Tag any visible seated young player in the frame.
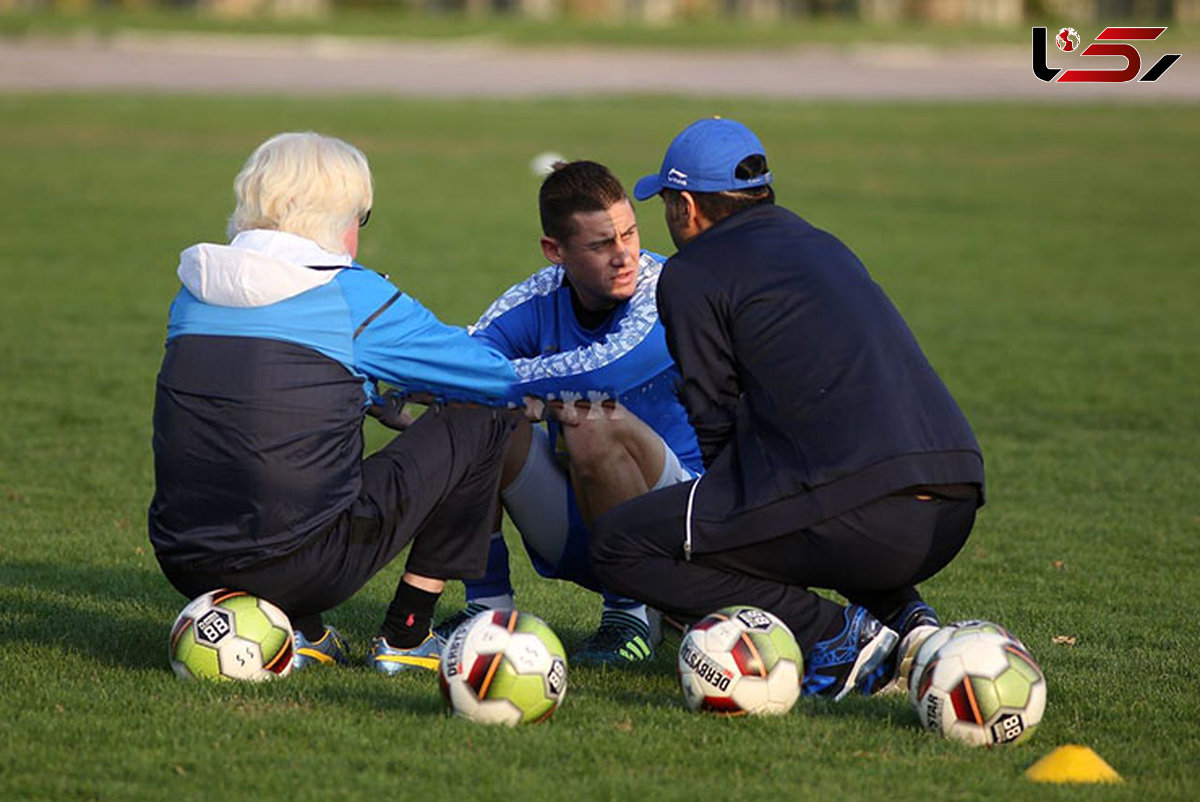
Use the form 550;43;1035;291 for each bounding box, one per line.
148;132;522;674
435;161;703;665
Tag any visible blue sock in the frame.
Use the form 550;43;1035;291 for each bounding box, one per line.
465;532;514;603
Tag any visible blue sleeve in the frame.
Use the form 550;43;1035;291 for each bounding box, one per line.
469;268;558;360
340;270;518;404
471;308;532;361
508;257;673;401
512;321;675;401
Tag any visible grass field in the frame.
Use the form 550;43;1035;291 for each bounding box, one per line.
1;95;1198;800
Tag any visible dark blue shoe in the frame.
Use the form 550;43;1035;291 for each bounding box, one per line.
888;600;940;636
883;601;941;695
572;609;658;666
432;602;491;641
802;606;898;700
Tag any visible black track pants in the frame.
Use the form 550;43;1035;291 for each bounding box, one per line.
159;406;516;625
592;483;978;651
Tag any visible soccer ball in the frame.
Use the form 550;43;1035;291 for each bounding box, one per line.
169;589;294;681
912;629;1046;747
529;151;565;177
439;610;567;726
906;619;1029;707
677;606;802;716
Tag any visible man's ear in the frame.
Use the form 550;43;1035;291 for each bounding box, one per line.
678;191;701;226
668;191;698;225
540;235;565;265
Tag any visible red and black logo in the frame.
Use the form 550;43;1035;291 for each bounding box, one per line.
1033;26;1181;83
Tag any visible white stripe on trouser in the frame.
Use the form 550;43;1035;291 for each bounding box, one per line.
683;475;702;562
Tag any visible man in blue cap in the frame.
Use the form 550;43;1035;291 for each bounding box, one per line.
590;118;985;699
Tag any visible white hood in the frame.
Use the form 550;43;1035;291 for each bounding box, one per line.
177;229;352;308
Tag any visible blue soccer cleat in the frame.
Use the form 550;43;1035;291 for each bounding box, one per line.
802;605;898;700
292;626;351;671
369;632;443;674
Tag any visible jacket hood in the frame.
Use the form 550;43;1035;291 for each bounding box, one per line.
177;229;352;308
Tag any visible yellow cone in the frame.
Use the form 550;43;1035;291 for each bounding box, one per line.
1025;745;1122;784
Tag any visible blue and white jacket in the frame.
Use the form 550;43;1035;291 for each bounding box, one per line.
470;251;702;474
148;229;518;570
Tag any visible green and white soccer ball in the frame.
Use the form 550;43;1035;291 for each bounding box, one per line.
912;626;1046;747
677;606;803;715
169;589;295;681
906;619;1028;708
439;610;567;726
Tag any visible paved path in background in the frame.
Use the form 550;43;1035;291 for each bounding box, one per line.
1;31;1197;100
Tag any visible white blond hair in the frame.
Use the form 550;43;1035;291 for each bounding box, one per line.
228;132;373;254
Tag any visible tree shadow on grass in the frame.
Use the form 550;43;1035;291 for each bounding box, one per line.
301;677;447;717
0;559;183;671
0;558;430;678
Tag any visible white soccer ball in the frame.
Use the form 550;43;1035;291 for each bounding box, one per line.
906;619;1029;707
439;610;567;726
678;606;802;716
912;629;1046;747
529;151;565;177
169;589;294;681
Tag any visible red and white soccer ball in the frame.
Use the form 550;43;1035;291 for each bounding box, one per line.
677;606;803;716
169;589;295;681
439;610;568;726
911;623;1046;747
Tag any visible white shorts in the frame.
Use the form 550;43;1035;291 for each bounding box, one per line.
501;424;696;575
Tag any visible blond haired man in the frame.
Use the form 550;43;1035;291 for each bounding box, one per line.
149;132;521;674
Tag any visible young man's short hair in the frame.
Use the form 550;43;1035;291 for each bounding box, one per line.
539;161;628;244
228;132;373;254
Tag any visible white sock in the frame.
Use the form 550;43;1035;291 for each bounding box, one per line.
602;603;648;627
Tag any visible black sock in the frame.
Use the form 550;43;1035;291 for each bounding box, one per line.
380;581;440;648
291;613;326;641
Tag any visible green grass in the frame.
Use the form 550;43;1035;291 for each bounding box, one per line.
4;7;1199;51
2;95;1199;800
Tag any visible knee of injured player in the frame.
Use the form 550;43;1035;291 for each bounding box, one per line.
560;407;638;470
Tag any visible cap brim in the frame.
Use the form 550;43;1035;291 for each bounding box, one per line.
633;173;665;201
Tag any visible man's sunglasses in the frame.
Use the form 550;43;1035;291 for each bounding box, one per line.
359;208;372;228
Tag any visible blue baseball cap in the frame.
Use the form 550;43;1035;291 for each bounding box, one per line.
633;118;771;201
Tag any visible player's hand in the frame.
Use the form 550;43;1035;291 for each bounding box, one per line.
525;397;582;426
523;396;619;426
522;396;548;423
367;390;416;431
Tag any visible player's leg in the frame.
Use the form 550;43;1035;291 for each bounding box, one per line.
363;405;520;673
557;401;666;523
830;486;979;690
659;488;975;695
197;405;517;672
591;483;898;699
567;418;695;664
493;420;665;664
439;416;533;634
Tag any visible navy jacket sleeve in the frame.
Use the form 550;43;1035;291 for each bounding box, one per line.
656;257;739;467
